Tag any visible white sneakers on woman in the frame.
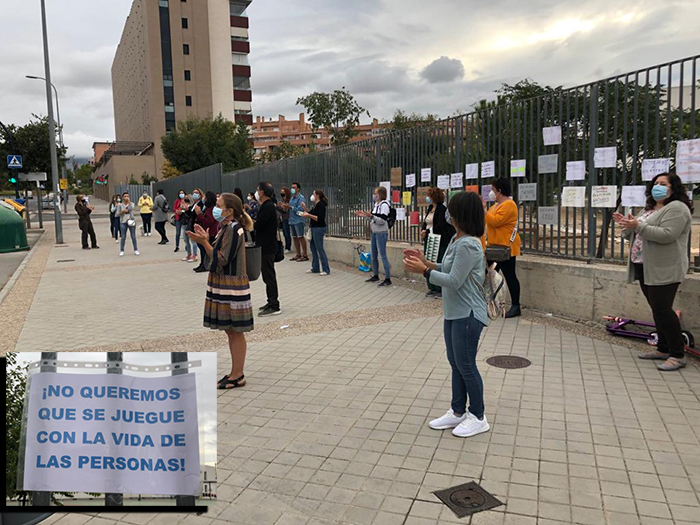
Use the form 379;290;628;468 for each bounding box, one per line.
429;409;490;438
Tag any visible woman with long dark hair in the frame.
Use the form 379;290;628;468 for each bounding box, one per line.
404;191;490;438
193;191;220;273
301;189;330;275
277;186;293;252
614;172;693;371
109;194;121;242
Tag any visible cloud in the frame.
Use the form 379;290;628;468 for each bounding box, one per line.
419;56;465;84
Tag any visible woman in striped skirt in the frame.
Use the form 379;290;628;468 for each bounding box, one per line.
187;192;254;389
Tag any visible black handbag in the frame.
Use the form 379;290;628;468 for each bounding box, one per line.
243;231;261;281
485;225;518;262
274;226;285;263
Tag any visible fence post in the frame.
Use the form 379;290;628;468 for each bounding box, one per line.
32;352;56;506
105;352;124;506
587;84;599;261
171;352;196;507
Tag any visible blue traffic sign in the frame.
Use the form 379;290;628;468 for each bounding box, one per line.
7;155;22;169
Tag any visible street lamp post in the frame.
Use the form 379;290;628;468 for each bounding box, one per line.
26;75;67;213
39;0;63;243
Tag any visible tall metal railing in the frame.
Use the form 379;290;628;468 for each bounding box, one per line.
155;54;699;268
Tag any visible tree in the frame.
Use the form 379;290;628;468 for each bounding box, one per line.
67;163;95;192
141;172;158;185
128;174;139;185
6;353;27;503
0;114;67;191
161;115;254;174
161;159;182;179
389;109;439;131
296;87;370;146
262;140;304;163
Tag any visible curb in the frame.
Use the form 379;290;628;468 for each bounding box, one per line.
0;230;46;306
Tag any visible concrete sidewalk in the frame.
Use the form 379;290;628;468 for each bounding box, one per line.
7;212;700;525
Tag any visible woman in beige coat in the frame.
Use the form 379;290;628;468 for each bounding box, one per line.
614;172;693;371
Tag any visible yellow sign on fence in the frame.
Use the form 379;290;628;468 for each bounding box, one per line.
59;179;68;190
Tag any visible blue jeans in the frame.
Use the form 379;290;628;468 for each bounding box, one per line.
371;232;390;280
310;227;330;273
120;223;138;251
184;229;198;257
290;222;305;238
175;220;186;249
281;218;292;250
110;216;121;239
444;313;486;419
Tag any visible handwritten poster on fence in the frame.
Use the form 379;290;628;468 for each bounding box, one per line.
542;126;562;146
641;158;670;181
465;163;479;180
510;159;526;178
402;191;412;205
450;172;463;188
405;173;416;188
465;185;479;194
481;161;495;179
566;161;586;181
482;185;494;202
518;183;537;202
417;186;430;207
561;186;586;208
396;208;406;221
380;181;391;197
621;186;647;207
420;168;432;182
392;190;400;204
591;186;618;208
390;167;403;187
676;138;700;183
538;154;558;174
538;206;559;225
22;372;200;495
437;175;450;190
594;147;617;168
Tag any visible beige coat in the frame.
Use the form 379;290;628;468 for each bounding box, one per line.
622;200;692;286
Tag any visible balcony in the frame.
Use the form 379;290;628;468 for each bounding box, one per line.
232;65;251;77
234;90;252;102
236;114;253;126
231;40;250;54
230;16;249;28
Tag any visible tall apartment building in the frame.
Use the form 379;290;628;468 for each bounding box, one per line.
110;0;253;181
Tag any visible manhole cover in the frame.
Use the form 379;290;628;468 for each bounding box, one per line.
56;259;75;263
486;355;531;369
434;481;503;518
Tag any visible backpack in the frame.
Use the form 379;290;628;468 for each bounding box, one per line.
377;201;396;229
470;262;507;319
161;197;170;213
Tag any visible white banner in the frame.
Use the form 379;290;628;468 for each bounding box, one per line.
23;372;200;495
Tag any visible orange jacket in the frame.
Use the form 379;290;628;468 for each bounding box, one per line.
485;199;521;256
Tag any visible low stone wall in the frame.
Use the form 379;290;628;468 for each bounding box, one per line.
323;236;700;337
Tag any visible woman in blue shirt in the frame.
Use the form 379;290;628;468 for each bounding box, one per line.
404;191;490;438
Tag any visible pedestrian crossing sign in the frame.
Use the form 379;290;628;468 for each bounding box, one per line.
7;155;22;169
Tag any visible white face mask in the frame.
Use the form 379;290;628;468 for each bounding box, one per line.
255;191;261;202
310;195;316;203
488;190;496;201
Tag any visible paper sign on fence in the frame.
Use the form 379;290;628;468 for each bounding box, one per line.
542;126;562;146
22;372;200;495
450;173;463;188
437;175;450;190
538;154;558;174
380;181;391;196
641;158;670;181
417;187;429;207
591;186;618;208
482;185;493;202
392;190;400;204
402;191;412;205
465;185;479;194
390;167;402;187
405;173;416;188
481;161;495;179
621;186;647;207
566;161;586;181
676;138;700;183
561;186;586;207
538;206;559;225
518;183;537;202
465;163;478;179
420;168;432;182
594;147;617;168
510;159;526;178
396;207;406;221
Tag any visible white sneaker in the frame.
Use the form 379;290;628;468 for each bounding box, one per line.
306;269;315;274
320;272;329;276
134;250;140;256
429;409;467;430
119;251;124;257
452;413;490;438
115;238;119;243
182;256;190;261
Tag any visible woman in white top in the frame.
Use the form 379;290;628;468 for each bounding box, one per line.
116;192;140;256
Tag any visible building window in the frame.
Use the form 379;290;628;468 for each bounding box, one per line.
184;70;191;81
165;105;175;113
158;0;168;6
230;3;248;16
231;53;248;65
233;76;250;90
183;44;190;55
181;18;188;29
186;96;192;107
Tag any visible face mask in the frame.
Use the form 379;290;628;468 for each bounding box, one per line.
373;194;379;202
651;184;668;201
281;193;286;199
310;195;316;203
247;196;253;202
291;188;296;195
143;194;147;198
179;193;185;199
212;206;227;223
488;190;496;201
255;191;261;202
193;192;200;200
117;199;121;203
426;197;432;205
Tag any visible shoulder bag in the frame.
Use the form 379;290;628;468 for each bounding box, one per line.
243;229;261;281
485;223;518;263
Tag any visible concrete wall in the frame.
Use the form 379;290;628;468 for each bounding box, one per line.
323;237;700;336
93;156;157;198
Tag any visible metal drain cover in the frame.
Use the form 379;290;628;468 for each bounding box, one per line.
56;259;75;263
486;355;531;369
434;481;503;518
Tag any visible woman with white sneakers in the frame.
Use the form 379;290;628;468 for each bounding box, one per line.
116;192;140;257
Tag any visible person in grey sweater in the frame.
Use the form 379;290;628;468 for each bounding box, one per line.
614;172;693;371
116;192;139;256
355;185;392;287
152;189;170;244
404;191;490;438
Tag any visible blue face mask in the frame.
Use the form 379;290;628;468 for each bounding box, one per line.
291;188;296;196
651;184;668;201
179;193;185;199
426;197;432;205
193;192;200;200
212;206;226;222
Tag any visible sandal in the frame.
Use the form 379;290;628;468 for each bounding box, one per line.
218;375;246;389
291;255;301;261
299;256;309;262
217;374;229;385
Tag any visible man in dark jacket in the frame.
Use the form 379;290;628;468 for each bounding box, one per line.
255;181;281;316
75;194;99;250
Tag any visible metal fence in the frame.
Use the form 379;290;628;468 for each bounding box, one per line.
156;54;700;268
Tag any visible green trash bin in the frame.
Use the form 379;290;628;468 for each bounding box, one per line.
0;205;29;253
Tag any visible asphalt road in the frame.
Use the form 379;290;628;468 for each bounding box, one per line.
0;230;43;294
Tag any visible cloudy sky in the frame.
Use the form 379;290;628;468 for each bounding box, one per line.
1;0;698;158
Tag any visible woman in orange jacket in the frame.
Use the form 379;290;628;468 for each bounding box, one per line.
485;178;522;318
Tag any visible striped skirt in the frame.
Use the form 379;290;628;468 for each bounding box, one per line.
203;272;254;332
